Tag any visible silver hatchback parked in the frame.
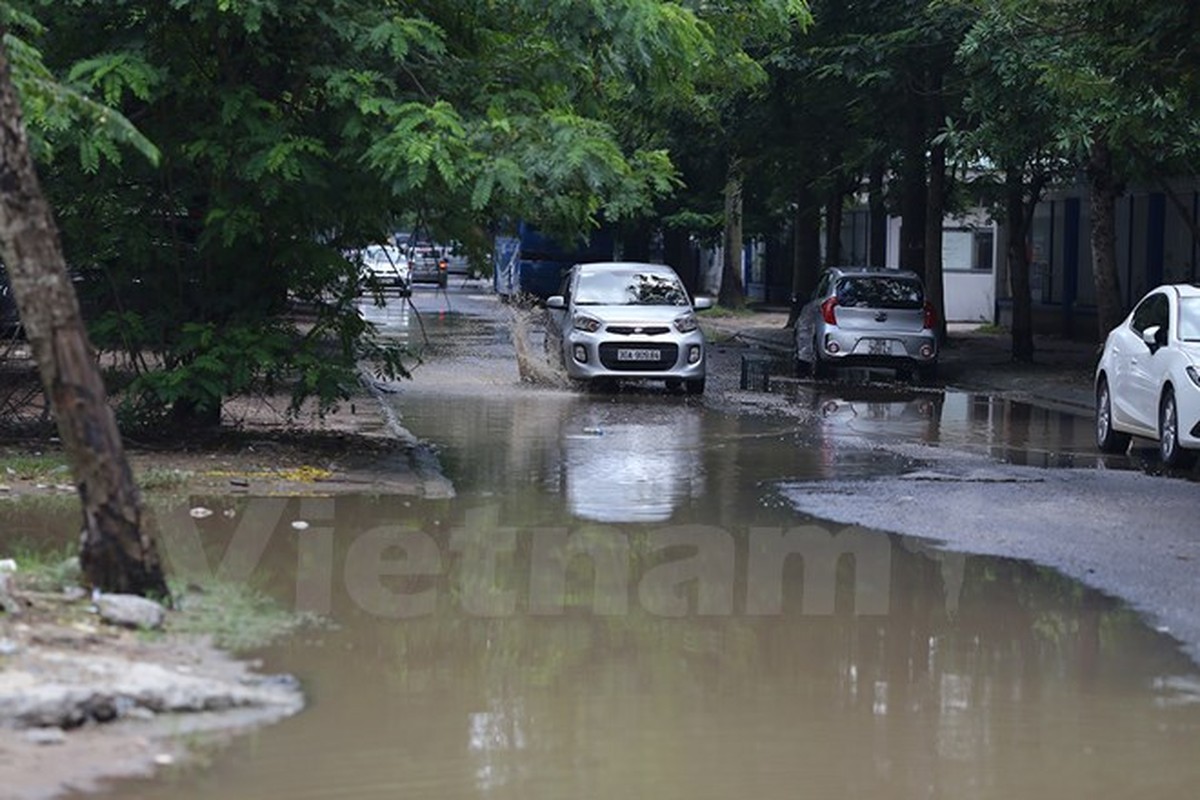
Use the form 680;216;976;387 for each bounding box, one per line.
793;267;938;381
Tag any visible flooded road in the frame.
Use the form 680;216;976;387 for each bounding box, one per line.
65;288;1200;798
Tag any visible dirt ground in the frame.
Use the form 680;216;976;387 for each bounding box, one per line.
0;606;304;800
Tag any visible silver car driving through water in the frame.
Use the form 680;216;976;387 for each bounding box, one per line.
545;262;713;394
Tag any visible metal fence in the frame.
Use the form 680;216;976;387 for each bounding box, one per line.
0;335;51;434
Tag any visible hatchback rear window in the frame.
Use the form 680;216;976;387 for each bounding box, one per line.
836;276;924;309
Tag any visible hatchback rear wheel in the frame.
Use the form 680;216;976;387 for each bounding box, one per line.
915;362;939;384
811;338;832;380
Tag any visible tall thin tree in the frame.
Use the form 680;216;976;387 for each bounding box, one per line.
0;33;168;597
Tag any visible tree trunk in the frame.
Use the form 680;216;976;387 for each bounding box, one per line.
0;37;169;598
621;220;653;263
1005;169;1035;363
663;227;697;294
1155;174;1200;250
718;154;746;308
787;180;822;327
1087;139;1124;340
899;83;928;272
924;133;948;343
825;190;844;268
868;161;888;268
924;73;948;343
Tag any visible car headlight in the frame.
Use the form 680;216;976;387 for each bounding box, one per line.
1187;365;1200;388
573;314;601;333
674;312;699;333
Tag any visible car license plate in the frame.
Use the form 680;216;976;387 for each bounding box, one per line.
617;348;660;362
866;338;891;355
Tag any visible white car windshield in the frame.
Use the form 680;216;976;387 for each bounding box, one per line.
1180;297;1200;341
574;270;690;306
364;245;403;264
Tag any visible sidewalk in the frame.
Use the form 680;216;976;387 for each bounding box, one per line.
701;308;1098;416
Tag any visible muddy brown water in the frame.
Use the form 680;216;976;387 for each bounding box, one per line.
19;299;1196;798
56;379;1200;800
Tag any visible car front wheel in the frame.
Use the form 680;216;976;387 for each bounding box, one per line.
1159;387;1196;468
1095;377;1131;454
685;378;705;395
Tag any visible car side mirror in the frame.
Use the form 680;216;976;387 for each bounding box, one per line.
1142;325;1166;351
693;297;714;311
546;295;566;310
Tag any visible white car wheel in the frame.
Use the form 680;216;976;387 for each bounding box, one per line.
1095;377;1131;454
1159;388;1196;468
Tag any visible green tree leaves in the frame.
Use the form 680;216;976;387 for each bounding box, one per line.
6;0;808;424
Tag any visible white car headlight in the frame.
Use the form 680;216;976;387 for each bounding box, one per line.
1186;365;1200;389
674;312;699;333
573;314;601;333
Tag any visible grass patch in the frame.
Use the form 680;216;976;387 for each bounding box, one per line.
4;541;80;592
974;323;1007;334
168;578;321;651
137;467;195;492
0;452;70;482
700;305;758;319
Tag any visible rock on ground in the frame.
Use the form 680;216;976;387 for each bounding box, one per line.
95;594;167;631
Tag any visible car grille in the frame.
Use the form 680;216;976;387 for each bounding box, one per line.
605;325;671;336
598;342;680;371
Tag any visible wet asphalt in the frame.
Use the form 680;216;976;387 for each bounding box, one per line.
387;283;1200;664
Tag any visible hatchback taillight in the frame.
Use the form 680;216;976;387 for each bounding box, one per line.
821;296;838;325
923;301;937;330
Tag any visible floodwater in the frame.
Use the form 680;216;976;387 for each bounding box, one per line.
57;294;1200;798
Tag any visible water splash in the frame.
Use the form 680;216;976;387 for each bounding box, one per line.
507;306;570;389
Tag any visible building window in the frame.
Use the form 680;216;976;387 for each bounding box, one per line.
942;227;996;272
973;231;994;272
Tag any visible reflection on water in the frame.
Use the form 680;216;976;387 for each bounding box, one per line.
64;373;1200;800
774;377;1105;468
39;310;1198;799
562;402;704;523
79;492;1200;800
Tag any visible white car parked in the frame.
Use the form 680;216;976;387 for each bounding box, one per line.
1095;283;1200;467
358;244;411;295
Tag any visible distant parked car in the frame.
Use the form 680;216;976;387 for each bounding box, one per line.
793;266;938;382
357;244;411;296
545;262;713;394
407;242;449;287
1095;283;1200;468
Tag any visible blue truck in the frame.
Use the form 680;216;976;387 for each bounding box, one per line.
493;222;616;302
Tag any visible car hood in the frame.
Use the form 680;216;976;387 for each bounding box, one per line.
573;304;694;323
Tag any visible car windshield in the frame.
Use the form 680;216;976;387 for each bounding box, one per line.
1180;297;1200;341
364;245;402;263
575;269;690;306
836;276;924;309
